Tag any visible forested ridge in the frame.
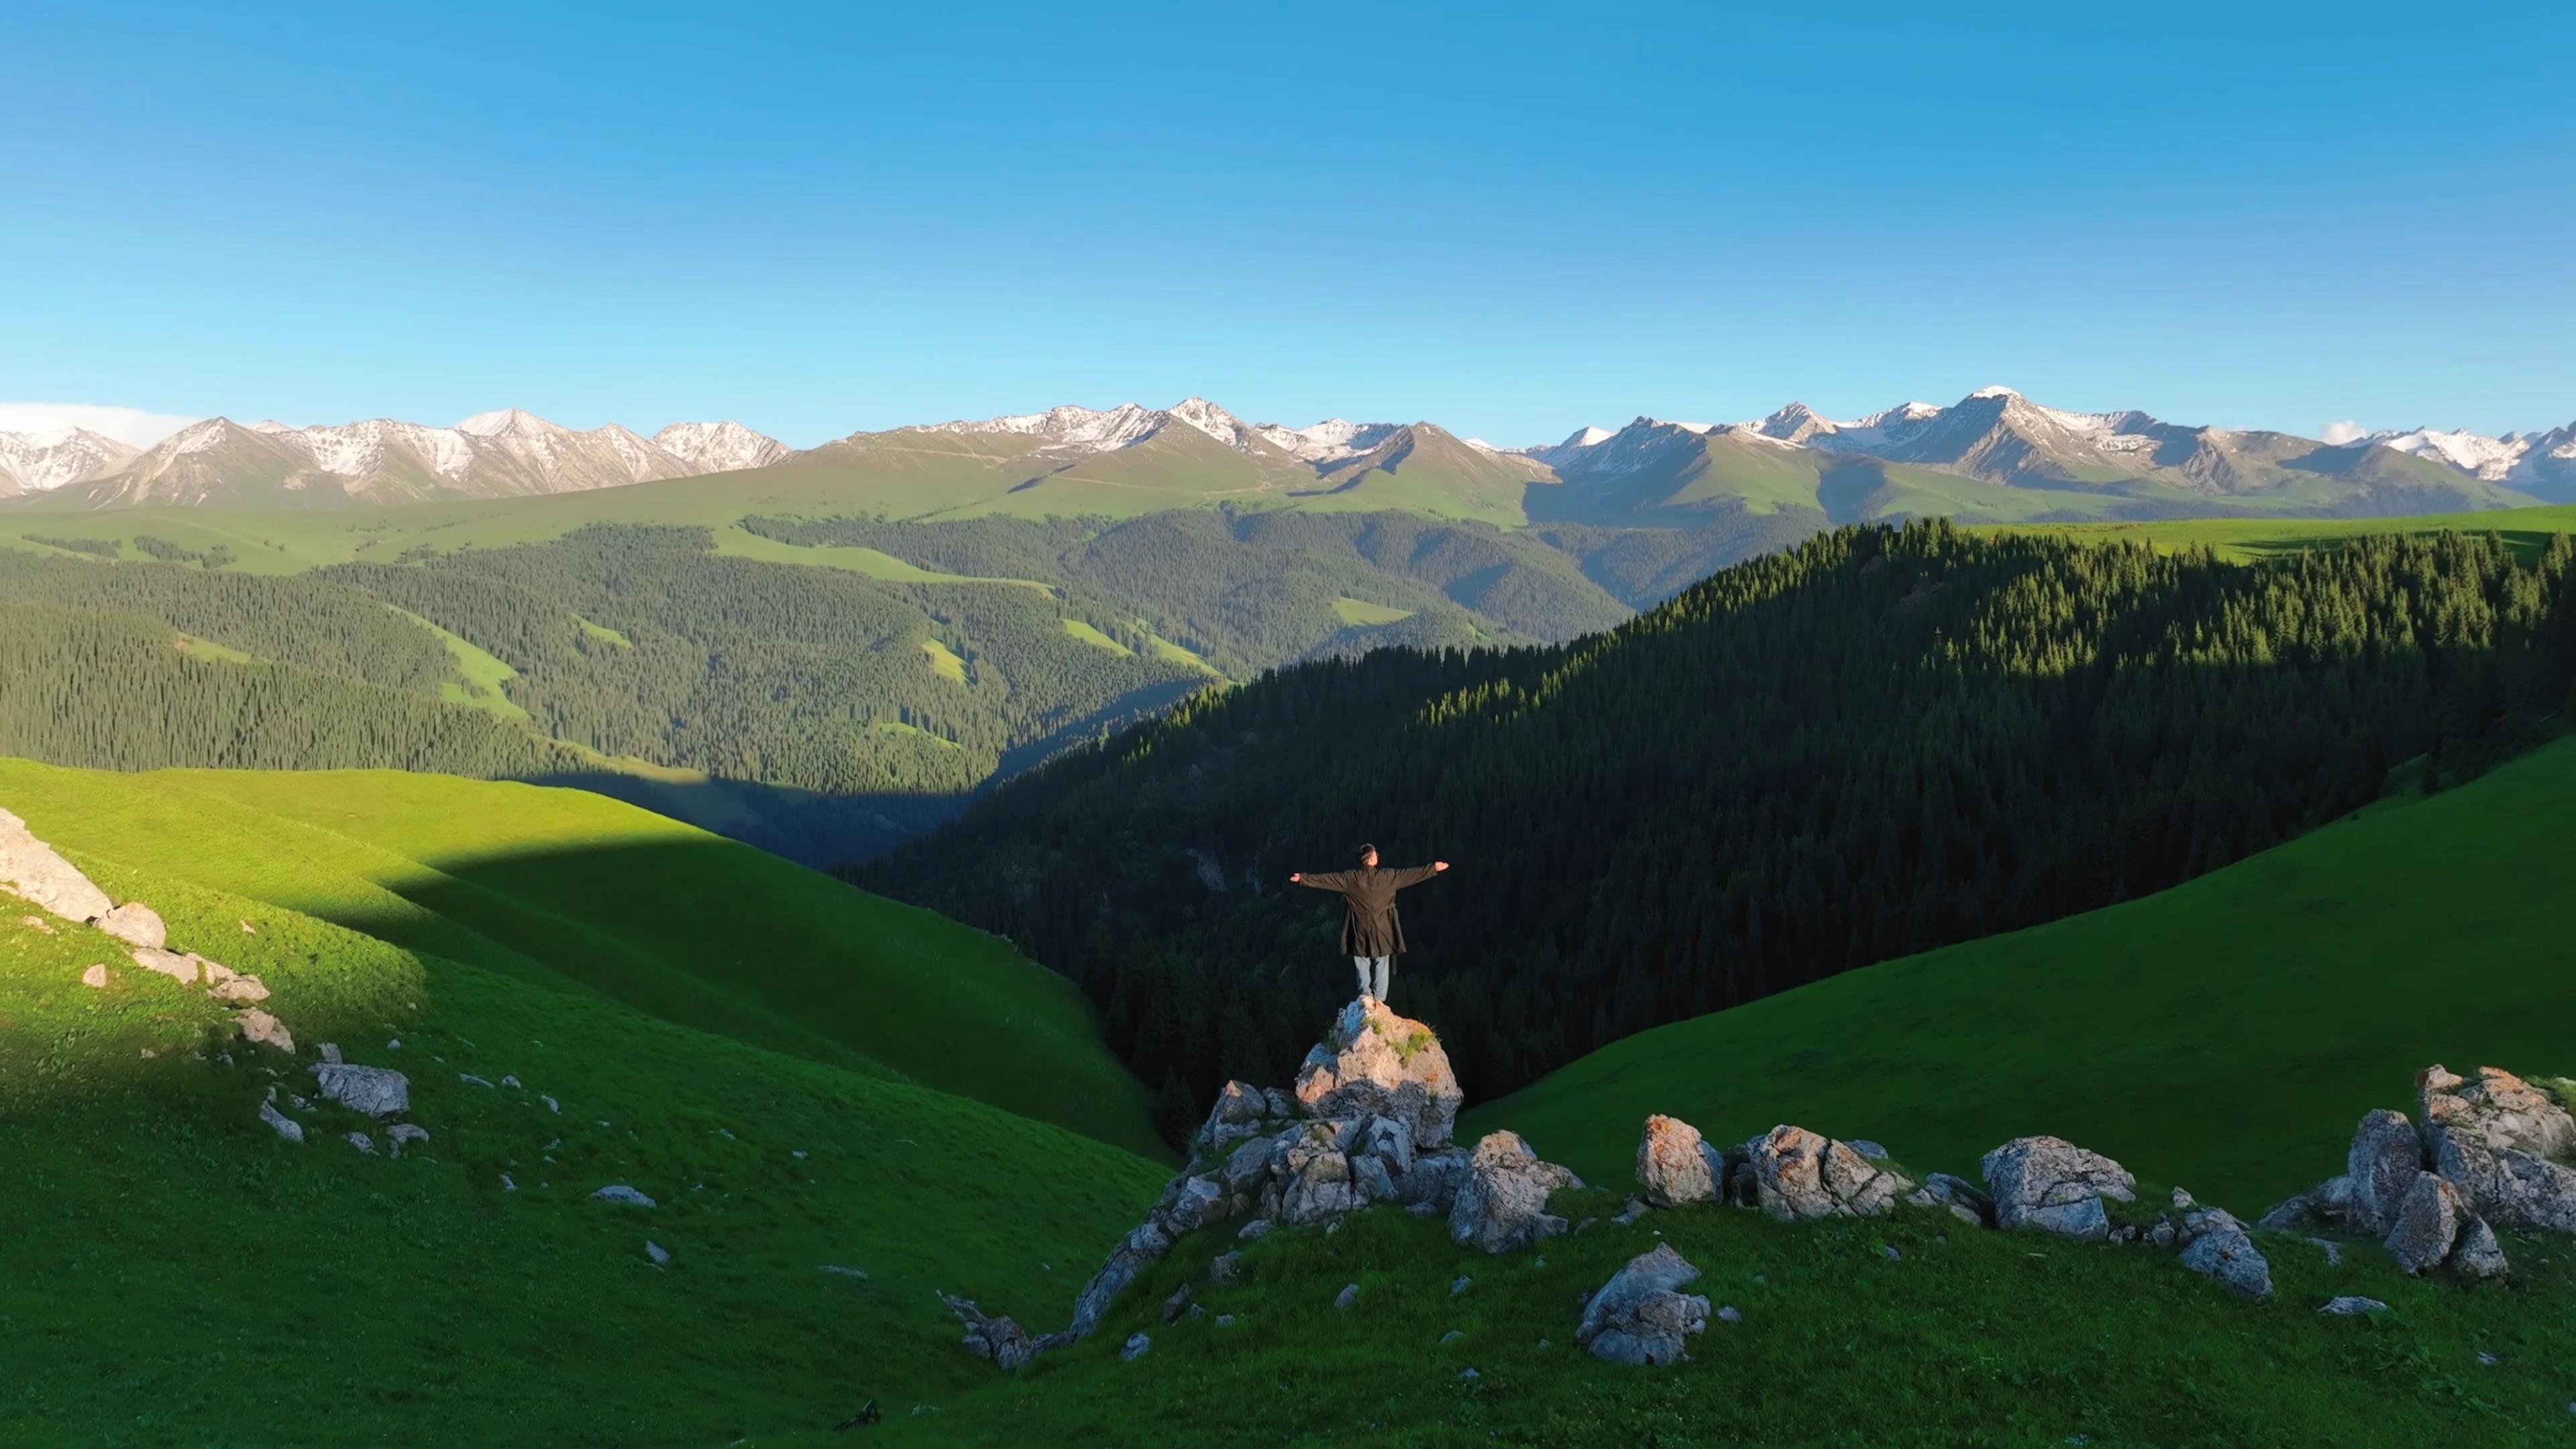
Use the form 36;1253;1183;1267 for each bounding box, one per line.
860;522;2576;1144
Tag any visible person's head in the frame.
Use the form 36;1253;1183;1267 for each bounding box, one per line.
1356;843;1379;868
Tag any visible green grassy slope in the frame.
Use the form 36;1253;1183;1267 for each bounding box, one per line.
0;816;1165;1442
863;1171;2576;1448
1467;733;2576;1210
0;759;1162;1158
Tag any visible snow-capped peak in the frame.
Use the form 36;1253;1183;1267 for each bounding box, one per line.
1165;396;1269;454
457;408;567;439
930;402;1168;451
2361;426;2529;480
653;421;790;474
1565;425;1614;449
0;426;142;492
1968;385;2022;400
1250;417;1405;465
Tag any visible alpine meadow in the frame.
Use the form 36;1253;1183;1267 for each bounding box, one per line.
7;4;2576;1445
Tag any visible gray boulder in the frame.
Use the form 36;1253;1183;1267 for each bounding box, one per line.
2383;1171;2465;1275
1981;1136;2136;1240
386;1123;431;1157
1395;1148;1468;1214
2174;1207;2272;1298
2318;1295;2387;1316
1196;1079;1274;1154
1635;1114;1723;1208
1449;1130;1581;1254
592;1184;657;1207
2418;1065;2576;1234
1294;998;1464;1148
2451;1215;2510;1279
1208;1251;1245;1285
1575;1244;1711;1366
0;807;113;922
1737;1125;1913;1220
1352;1152;1397;1204
1120;1332;1150;1361
1354;1114;1416;1175
1275;1121;1357;1225
2345;1109;2423;1236
313;1063;411;1118
93;902;166;950
1152;1175;1229;1236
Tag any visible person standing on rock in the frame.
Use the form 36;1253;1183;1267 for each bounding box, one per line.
1289;844;1448;1004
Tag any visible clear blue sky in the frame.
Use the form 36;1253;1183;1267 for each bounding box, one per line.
5;1;2571;447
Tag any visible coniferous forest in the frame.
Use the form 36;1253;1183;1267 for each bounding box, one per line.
859;522;2576;1142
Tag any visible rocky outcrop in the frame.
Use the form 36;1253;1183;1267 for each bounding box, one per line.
1635;1115;1722;1208
94;902;166;950
0;806;114;922
941;1294;1042;1371
1733;1125;1913;1221
2418;1065;2576;1234
1576;1244;1710;1365
1906;1172;1994;1227
1450;1130;1582;1253
1071;1222;1170;1337
2384;1173;2468;1275
1982;1136;2136;1240
1294;998;1464;1148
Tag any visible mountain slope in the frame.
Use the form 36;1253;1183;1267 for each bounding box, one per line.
1474;731;2576;1209
0;427;138;495
0;759;1165;1441
0;757;1162;1155
30;411;787;509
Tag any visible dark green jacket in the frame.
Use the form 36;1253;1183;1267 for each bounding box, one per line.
1295;864;1440;956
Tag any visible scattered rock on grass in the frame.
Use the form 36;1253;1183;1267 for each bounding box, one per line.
236;1009;294;1053
2318;1296;2387;1316
313;1063;410;1118
79;963;107;989
345;1132;376;1155
1449;1130;1581;1253
1208;1252;1244;1285
592;1184;657;1207
1334;1283;1359;1309
1576;1243;1710;1366
130;947;199;985
1981;1137;2135;1240
1161;1285;1193;1324
646;1241;669;1265
386;1124;430;1157
0;806;114;920
93;902;166;949
1635;1114;1723;1208
257;1099;304;1142
1120;1332;1150;1361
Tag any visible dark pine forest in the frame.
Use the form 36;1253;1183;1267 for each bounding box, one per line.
861;523;2576;1145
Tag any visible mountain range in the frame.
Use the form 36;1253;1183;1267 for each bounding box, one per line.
2;390;2567;519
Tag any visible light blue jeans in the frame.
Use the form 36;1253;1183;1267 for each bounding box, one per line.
1352;955;1390;1002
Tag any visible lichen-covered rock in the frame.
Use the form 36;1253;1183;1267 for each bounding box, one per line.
1196;1079;1275;1154
1295;998;1463;1148
1352;1152;1397;1204
1275;1121;1357;1225
209;973;270;1004
93;902;167;950
1981;1136;2135;1240
1354;1114;1416;1175
1395;1148;1468;1214
2451;1215;2510;1279
313;1063;411;1118
2383;1171;2465;1275
1575;1243;1711;1365
2345;1109;2424;1237
0;807;113;922
2419;1065;2576;1234
1737;1125;1913;1221
1449;1130;1580;1254
257;1099;304;1143
1152;1175;1229;1236
1635;1115;1723;1208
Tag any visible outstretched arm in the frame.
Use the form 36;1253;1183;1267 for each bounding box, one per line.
1387;861;1450;888
1291;870;1352;890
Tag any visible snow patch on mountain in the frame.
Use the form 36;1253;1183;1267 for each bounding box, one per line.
2359;427;2530;480
0;427;140;493
1254;417;1404;464
653;421;790;474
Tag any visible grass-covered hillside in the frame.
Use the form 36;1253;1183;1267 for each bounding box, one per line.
0;759;1171;1444
835;737;2576;1447
0;758;1161;1157
1471;732;2576;1210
